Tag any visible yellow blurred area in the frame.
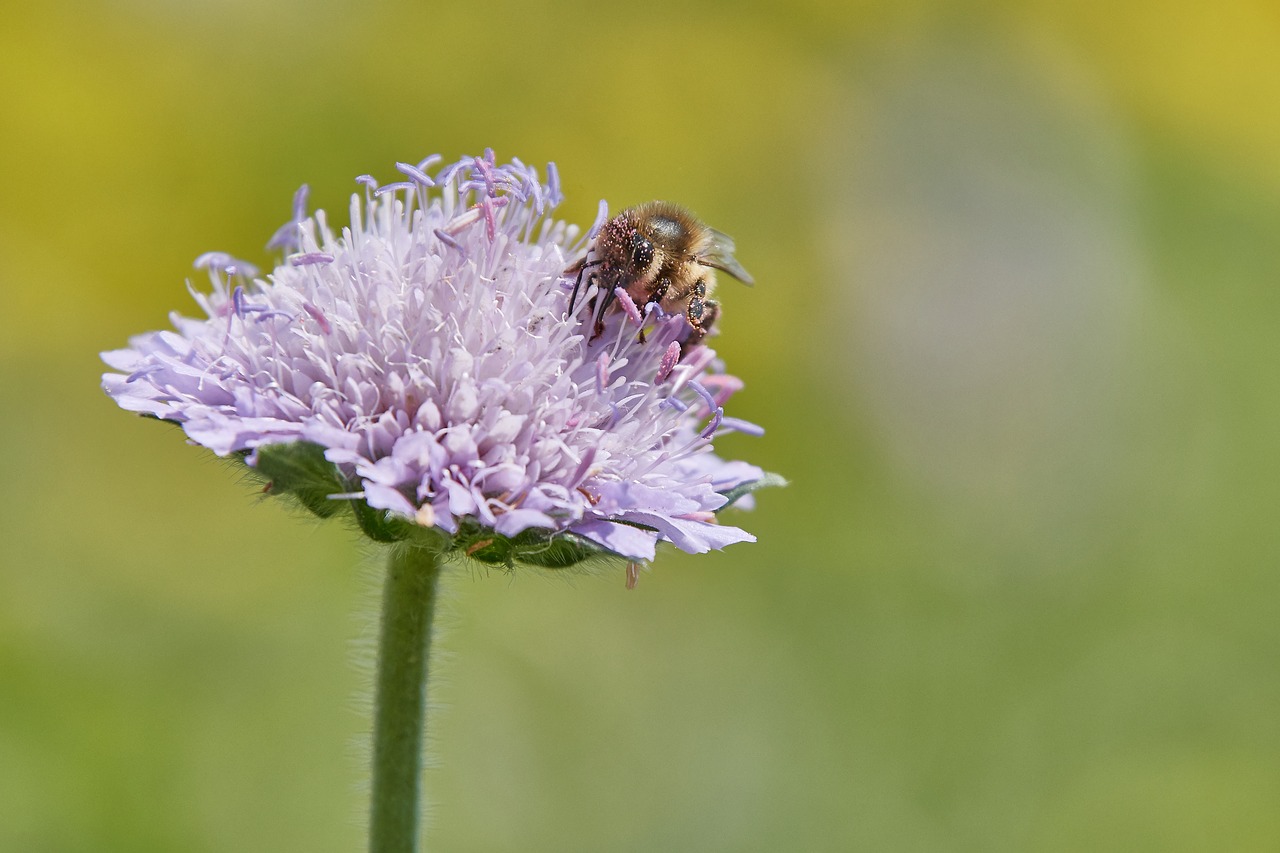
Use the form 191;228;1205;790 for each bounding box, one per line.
4;1;1280;850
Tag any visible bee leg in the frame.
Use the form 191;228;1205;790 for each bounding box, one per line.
565;257;584;310
567;258;603;314
588;281;620;344
684;296;719;349
699;299;720;335
683;281;709;328
650;276;672;306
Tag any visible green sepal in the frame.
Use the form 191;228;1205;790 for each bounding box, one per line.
253;441;349;518
508;528;597;569
449;519;509;566
449;521;614;570
351;497;416;543
717;472;788;512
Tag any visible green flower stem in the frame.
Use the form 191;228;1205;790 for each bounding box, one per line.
370;543;443;853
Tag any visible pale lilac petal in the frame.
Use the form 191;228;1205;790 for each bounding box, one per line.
184;415;305;456
675;456;765;492
494;509;556;536
302;422;361;452
444;478;476;516
618;512;755;554
593;481;702;517
430;494;458;534
100;347;147;372
571;520;658;561
364;483;417;517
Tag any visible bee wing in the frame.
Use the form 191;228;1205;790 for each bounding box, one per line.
699;228;754;285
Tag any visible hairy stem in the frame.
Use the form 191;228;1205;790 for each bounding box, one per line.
369;544;443;853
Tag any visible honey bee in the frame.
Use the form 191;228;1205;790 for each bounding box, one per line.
565;201;753;346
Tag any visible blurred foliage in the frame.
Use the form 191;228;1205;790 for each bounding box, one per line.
4;0;1280;850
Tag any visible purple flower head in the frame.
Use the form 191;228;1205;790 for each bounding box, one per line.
102;153;775;566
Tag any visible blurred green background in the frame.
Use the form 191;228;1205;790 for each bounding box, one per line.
4;0;1280;850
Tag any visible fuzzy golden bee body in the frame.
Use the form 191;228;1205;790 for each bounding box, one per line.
566;201;752;346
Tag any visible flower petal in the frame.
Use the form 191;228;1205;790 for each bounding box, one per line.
617;511;755;554
570;520;658;561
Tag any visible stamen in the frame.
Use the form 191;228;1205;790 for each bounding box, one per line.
194;251;226;269
595;352;611;395
435;161;464;187
480;195;497;240
302;302;332;334
230;286;288;322
194;252;259;278
689;381;718;414
588;199;609;239
290;252;335;267
395;161;435;186
614;287;643;326
291;184;310;220
528;177;544;215
441;207;482;235
718;417;764;436
473;155;497;196
656;342;680;382
699;407;723;439
253;309;294;323
546;161;561;204
266;185;311;252
504;180;528;203
374;181;414;197
433;228;464;253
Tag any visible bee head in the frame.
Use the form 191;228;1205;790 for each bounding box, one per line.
629;230;655;273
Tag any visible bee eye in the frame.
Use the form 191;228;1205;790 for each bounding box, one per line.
630;233;654;271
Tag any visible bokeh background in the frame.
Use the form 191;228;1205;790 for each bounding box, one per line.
4;1;1280;850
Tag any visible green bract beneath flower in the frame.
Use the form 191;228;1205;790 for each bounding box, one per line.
248;440;782;570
